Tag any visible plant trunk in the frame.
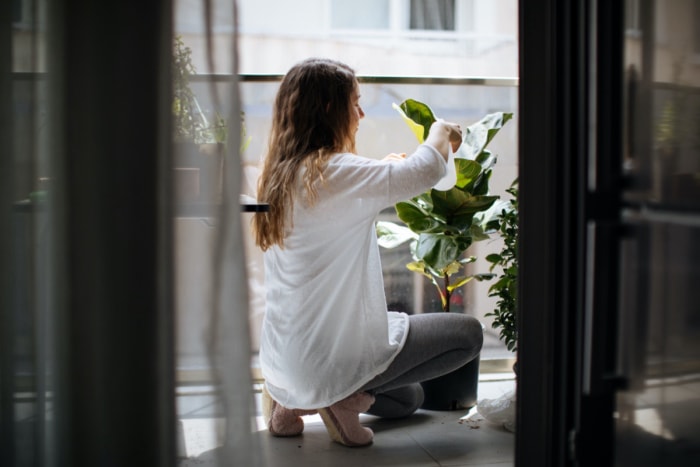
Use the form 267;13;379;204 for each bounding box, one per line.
443;273;451;312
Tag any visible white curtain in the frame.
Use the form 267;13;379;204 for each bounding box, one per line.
201;0;263;464
174;0;262;464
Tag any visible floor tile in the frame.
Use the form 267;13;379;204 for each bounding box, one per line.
178;378;516;466
258;417;440;467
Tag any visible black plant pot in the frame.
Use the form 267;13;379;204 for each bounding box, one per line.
174;142;223;205
420;354;480;411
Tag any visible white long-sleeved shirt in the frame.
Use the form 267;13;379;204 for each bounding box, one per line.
260;143;447;409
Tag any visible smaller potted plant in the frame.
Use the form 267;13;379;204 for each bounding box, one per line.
172;35;227;145
172;35;231;205
377;99;513;409
485;179;519;356
477;186;518;430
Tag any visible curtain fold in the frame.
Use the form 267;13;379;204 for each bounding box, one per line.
203;0;263;465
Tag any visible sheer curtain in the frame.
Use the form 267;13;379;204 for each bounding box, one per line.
189;0;263;465
1;0;261;465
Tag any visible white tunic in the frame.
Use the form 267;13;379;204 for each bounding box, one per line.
260;144;447;409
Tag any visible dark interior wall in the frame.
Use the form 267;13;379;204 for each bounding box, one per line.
0;0;176;465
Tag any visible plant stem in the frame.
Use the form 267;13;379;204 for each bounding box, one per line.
443;273;451;312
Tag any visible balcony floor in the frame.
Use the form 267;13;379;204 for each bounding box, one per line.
178;375;515;466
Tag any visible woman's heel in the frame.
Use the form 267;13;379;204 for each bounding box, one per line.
262;385;317;437
318;392;375;447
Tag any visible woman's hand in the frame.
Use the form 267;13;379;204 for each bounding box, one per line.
425;119;463;161
383;152;407;162
443;120;463;153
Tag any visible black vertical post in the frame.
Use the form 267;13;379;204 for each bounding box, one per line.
517;0;589;465
48;1;175;466
0;0;15;462
576;0;624;465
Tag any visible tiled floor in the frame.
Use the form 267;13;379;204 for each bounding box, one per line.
178;374;516;466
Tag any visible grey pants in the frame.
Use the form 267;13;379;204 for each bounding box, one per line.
360;313;483;418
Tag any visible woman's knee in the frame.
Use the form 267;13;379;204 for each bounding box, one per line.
366;384;424;419
462;315;484;351
440;313;483;353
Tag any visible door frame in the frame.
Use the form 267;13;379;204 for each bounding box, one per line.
517;1;623;465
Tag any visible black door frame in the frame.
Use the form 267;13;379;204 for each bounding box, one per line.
517;1;585;464
517;1;623;465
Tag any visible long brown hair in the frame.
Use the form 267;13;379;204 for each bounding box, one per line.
253;58;358;251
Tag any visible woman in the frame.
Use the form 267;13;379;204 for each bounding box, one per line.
253;58;483;447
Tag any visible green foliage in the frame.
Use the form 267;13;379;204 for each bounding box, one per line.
172;36;199;142
485;179;518;351
378;99;513;312
172;36;228;144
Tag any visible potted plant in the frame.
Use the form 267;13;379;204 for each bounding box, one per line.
172;35;229;205
485;179;519;356
377;99;513;410
172;35;227;145
475;183;518;430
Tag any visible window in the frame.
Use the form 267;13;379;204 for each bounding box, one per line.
13;0;33;26
330;0;467;35
331;0;390;29
410;0;455;31
624;0;640;34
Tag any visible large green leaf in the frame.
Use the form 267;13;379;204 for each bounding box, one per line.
476;169;494;196
413;192;435;213
434;191;499;217
415;233;463;272
475;149;497;168
454;159;483;191
392;103;427;143
457;112;513;160
394;99;437;141
469;223;491;242
413;232;474;272
429;188;470;215
395;200;444;233
375;221;417;248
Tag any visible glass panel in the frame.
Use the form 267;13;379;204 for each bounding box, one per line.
617;0;700;464
5;0;51;463
624;0;640;32
615;221;700;465
623;0;700;210
231;78;518;362
331;0;389;29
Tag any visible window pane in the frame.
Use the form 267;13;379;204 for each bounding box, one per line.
410;0;456;31
625;0;639;32
331;0;389;29
235;78;518;361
